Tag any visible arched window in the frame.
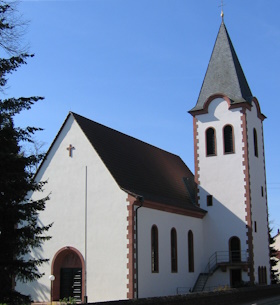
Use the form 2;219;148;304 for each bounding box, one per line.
258;266;267;285
253;128;258;157
151;225;159;273
223;125;234;153
206;127;216;156
188;230;194;272
171;228;177;273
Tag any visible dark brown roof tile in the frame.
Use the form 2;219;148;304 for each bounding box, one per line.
72;112;204;214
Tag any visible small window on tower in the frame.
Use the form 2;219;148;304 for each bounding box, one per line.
206;127;216;156
254;221;257;233
207;195;213;206
254;128;258;157
261;186;264;197
223;125;234;154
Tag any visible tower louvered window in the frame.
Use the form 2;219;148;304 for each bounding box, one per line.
254;128;258;157
151;225;159;273
206;127;216;156
223;125;234;153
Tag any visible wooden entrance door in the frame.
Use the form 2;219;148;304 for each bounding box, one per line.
60;268;82;301
230;268;242;287
52;247;85;302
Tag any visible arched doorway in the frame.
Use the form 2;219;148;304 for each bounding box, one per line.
51;247;85;302
229;236;241;262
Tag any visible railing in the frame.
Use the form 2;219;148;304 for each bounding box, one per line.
177;250;250;295
177;284;232;295
205;250;249;274
176;287;192;295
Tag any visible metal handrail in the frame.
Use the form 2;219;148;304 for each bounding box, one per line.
188;250;249;294
205;250;249;274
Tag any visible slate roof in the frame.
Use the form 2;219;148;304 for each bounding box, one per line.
72;112;204;214
190;21;253;112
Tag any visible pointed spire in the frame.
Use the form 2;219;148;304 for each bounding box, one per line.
190;22;253;113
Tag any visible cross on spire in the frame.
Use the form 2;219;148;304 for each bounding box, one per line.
67;144;75;157
219;0;225;20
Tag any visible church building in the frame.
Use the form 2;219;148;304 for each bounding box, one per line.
17;20;270;304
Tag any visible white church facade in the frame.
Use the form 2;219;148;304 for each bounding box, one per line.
17;21;270;303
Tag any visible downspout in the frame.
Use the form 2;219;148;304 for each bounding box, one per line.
84;166;88;303
135;195;143;299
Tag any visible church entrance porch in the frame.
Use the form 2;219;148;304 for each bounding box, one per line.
51;247;85;302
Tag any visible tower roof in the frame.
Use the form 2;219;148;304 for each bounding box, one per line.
190;21;253;113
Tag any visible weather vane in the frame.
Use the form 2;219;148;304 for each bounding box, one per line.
219;0;225;20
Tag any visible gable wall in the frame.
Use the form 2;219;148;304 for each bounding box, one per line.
16;115;129;303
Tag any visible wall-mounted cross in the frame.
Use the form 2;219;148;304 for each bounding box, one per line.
67;144;75;157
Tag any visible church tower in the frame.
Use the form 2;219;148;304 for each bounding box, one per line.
189;21;270;286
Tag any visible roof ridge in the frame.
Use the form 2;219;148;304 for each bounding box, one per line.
71;111;184;160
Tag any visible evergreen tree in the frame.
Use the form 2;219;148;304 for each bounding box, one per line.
269;226;279;284
0;2;52;304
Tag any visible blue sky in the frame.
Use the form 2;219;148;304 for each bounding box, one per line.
8;0;280;233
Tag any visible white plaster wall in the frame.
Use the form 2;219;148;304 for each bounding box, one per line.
16;115;129;302
245;102;270;283
196;98;248;259
137;207;204;298
206;270;229;289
